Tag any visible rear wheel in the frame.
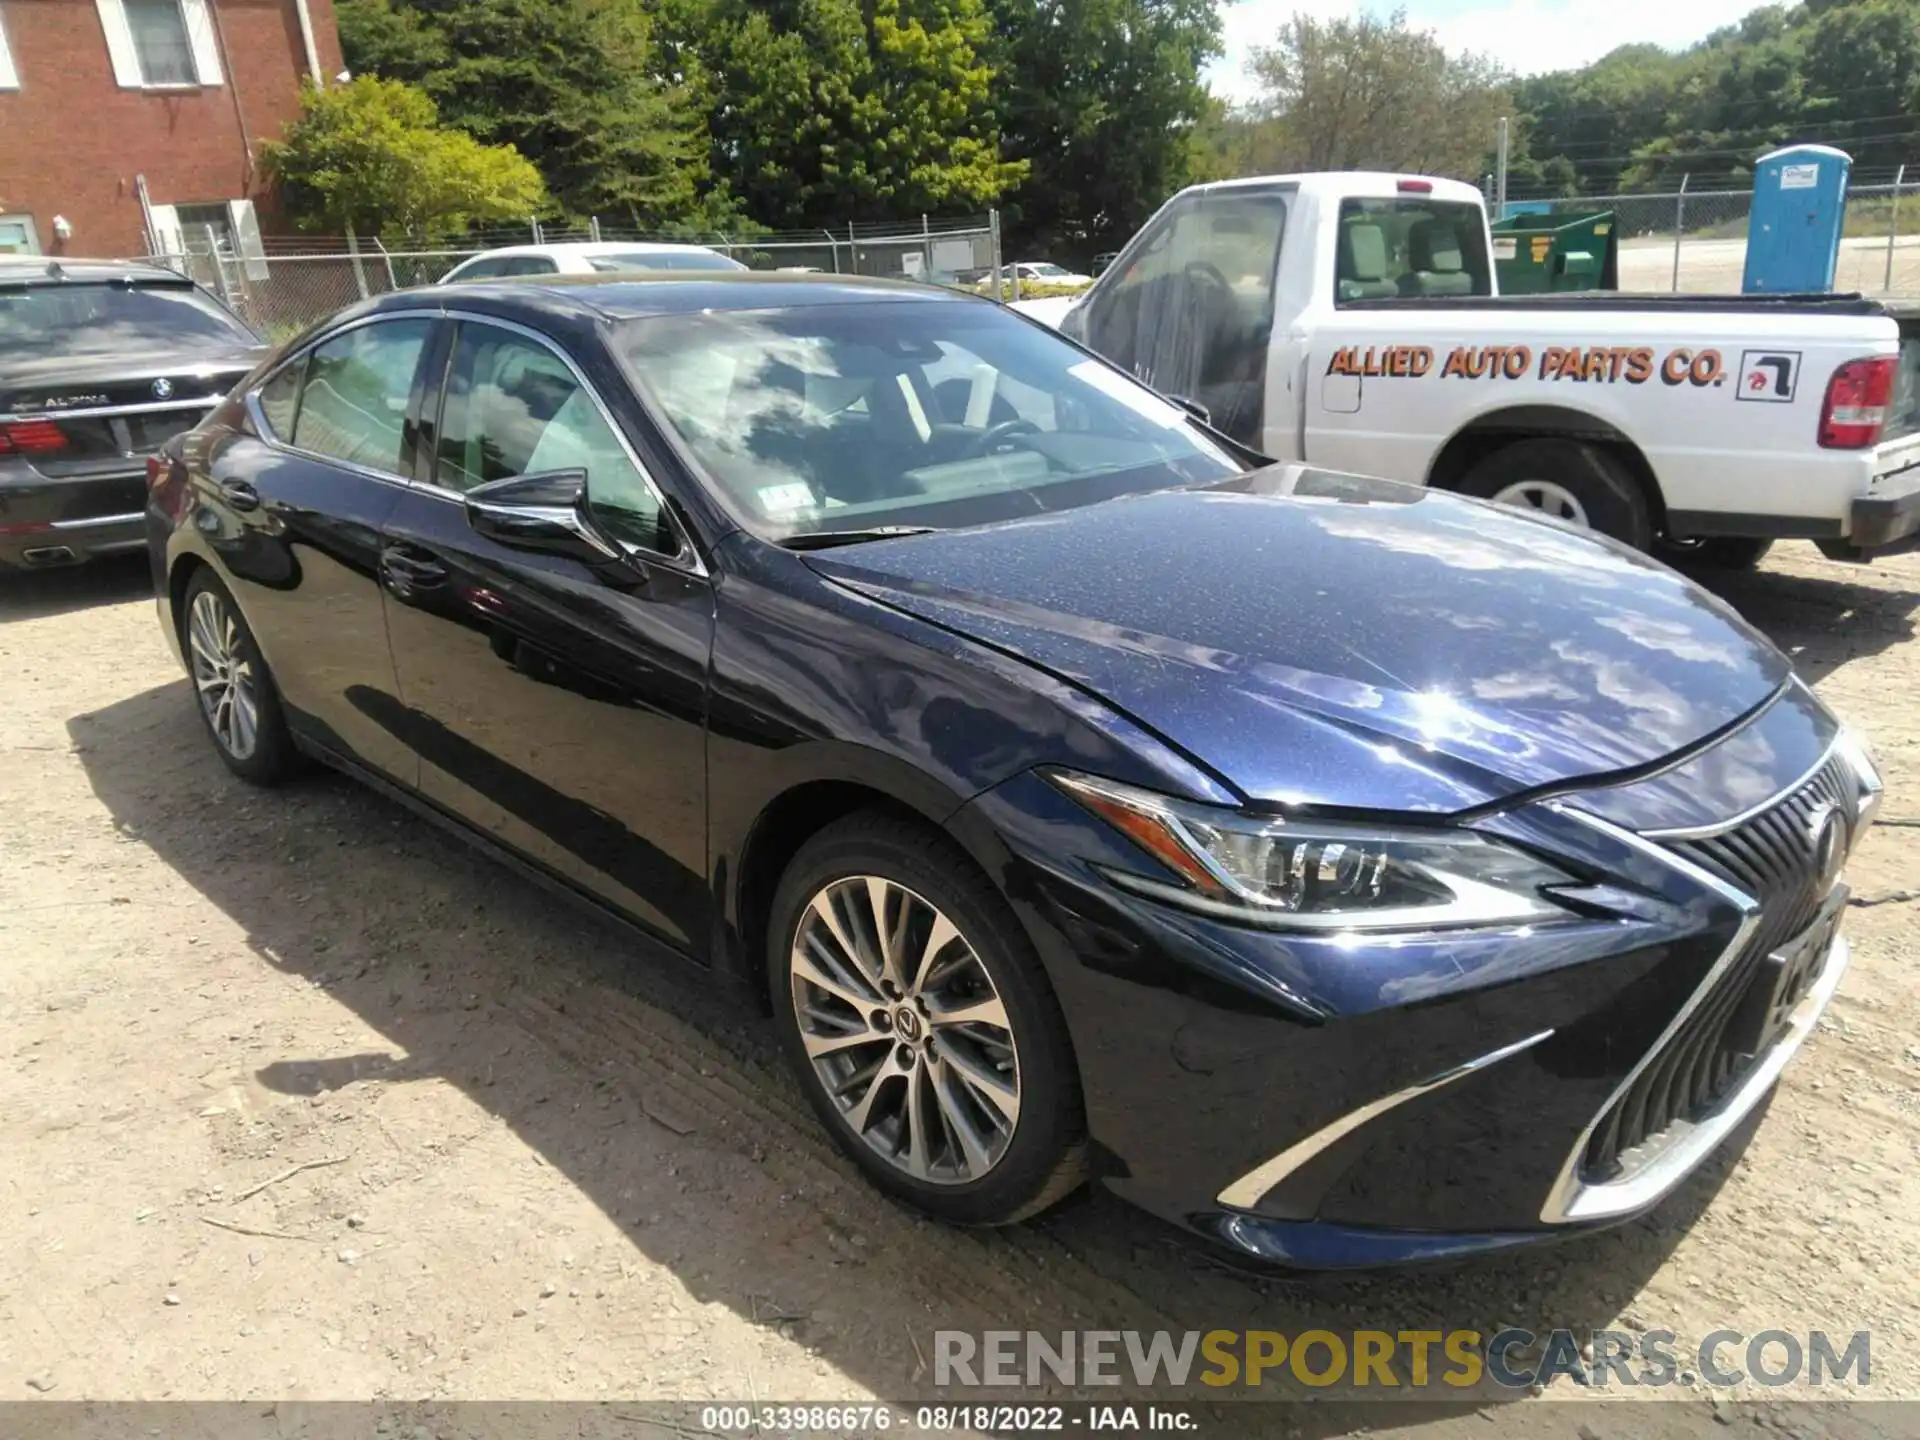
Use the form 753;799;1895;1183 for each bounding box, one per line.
1455;438;1653;550
768;812;1086;1225
181;570;298;785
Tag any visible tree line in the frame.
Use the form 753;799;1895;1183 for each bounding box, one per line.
1189;0;1920;201
264;0;1220;262
263;0;1920;261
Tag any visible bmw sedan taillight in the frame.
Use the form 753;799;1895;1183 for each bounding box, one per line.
1818;356;1898;449
0;418;69;456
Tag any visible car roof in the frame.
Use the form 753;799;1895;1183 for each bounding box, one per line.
0;256;196;286
371;271;978;323
454;241;730;261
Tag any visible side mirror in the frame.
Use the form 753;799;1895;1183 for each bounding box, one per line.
464;469;617;562
1167;394;1212;427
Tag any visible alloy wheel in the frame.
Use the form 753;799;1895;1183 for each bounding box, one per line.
1489;478;1591;527
789;875;1021;1184
187;588;260;761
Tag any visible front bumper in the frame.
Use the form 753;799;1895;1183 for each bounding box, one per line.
960;707;1872;1267
0;461;148;569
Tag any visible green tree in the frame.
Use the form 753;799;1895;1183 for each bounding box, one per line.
986;0;1221;262
1516;0;1920;198
261;77;547;237
338;0;719;226
675;0;1025;228
1237;8;1510;179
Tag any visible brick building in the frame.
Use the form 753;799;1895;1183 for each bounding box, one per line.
0;0;343;259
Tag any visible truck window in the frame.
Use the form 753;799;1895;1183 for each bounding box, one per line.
1066;187;1287;448
1335;199;1492;303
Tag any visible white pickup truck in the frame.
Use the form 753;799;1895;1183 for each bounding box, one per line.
1016;172;1920;565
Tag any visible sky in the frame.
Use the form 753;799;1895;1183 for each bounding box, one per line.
1206;0;1766;101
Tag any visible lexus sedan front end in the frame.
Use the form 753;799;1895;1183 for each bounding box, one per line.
146;273;1881;1265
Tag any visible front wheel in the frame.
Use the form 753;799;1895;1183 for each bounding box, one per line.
1455;438;1653;550
768;813;1087;1225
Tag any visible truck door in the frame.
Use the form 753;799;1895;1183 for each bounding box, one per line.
1063;186;1289;450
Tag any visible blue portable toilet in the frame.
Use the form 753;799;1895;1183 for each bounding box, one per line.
1744;144;1852;294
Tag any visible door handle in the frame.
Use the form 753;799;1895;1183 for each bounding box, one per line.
379;544;448;592
219;479;262;512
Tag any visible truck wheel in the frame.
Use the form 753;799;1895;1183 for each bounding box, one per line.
1455;439;1652;550
1655;536;1774;572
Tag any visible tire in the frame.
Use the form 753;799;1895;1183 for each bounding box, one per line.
768;811;1087;1225
179;569;299;785
1655;536;1775;572
1455;438;1653;550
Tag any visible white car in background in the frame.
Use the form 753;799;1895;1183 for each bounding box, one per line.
1009;260;1094;289
440;241;747;283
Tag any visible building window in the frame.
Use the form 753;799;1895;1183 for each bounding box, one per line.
0;4;18;89
96;0;222;88
125;0;194;84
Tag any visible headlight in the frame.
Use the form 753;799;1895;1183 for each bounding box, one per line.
1834;726;1884;828
1048;771;1575;932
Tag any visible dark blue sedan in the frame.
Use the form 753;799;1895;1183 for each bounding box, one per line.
147;274;1882;1266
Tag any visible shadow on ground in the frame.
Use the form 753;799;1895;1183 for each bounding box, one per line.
1695;559;1920;686
67;679;1778;1434
0;555;152;624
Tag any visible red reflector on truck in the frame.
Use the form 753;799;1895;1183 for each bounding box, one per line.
1818;356;1897;450
0;418;69;455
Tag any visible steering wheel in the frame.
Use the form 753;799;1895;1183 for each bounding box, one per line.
964;417;1042;457
1180;260;1239;328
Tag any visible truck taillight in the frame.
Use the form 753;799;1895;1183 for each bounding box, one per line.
1396;178;1434;193
1819;356;1897;449
0;418;69;455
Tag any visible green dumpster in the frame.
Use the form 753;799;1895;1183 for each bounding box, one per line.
1491;211;1619;294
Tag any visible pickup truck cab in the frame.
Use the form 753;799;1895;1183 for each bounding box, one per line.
1021;172;1920;563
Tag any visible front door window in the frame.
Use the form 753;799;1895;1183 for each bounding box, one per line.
1066;188;1288;447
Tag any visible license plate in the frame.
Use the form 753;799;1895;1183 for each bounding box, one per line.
1726;890;1846;1058
122;411;201;453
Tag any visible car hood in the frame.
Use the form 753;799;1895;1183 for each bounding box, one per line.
805;468;1791;813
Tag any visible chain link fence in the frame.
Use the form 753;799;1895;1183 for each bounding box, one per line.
140;213;1007;342
1499;174;1920;294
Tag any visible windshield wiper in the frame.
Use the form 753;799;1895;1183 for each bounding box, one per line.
779;526;938;551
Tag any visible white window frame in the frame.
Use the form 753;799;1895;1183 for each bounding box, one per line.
96;0;222;89
0;4;19;90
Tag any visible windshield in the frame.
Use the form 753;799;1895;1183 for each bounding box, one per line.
1026;263;1072;278
614;300;1243;541
589;251;743;273
0;282;257;356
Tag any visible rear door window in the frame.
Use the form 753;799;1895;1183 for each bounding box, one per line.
1335;199;1492;303
290;319;432;477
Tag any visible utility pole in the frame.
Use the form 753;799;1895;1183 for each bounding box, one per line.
1494;117;1510;220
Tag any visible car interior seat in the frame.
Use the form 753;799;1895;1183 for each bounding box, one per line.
1336;223;1400;302
1399;220;1476;297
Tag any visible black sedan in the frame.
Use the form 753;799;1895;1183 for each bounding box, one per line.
1;259;266;572
147;274;1881;1266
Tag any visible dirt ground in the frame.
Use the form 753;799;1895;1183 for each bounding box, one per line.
2;545;1917;1435
1616;234;1920;295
